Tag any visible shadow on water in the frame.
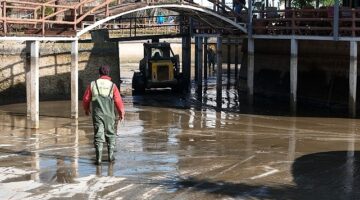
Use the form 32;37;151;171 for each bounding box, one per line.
131;80;351;119
172;151;360;200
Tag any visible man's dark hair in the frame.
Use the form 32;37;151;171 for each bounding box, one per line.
99;65;110;76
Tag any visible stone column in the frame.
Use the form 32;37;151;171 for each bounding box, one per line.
290;38;298;113
216;37;223;109
349;41;357;117
71;40;79;119
30;41;40;129
247;38;254;104
196;37;203;99
182;36;191;92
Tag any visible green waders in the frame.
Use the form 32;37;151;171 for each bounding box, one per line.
91;80;116;165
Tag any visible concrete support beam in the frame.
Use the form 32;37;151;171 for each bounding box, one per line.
349;41;357;117
25;42;31;118
216;37;223;109
333;0;339;40
248;0;253;37
182;36;191;91
30;41;40;129
71;40;79;119
227;40;231;83
196;37;203;99
118;42;121;88
290;38;298;113
235;41;239;82
204;37;208;80
194;37;199;81
247;38;255;104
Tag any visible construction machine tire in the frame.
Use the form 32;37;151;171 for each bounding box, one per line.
132;72;145;95
172;74;184;93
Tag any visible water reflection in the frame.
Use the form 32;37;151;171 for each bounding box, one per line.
288;118;296;162
2;101;360;198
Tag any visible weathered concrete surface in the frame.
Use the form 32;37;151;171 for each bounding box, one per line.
0;41;120;105
240;39;359;109
0;99;360;199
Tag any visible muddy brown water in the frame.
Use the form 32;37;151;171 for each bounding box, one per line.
0;68;360;199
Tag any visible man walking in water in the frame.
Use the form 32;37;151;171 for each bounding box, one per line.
83;65;125;165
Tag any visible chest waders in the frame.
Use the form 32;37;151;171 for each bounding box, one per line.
91;79;116;165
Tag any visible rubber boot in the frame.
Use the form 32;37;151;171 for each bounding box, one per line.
108;146;115;162
96;165;102;176
95;144;103;165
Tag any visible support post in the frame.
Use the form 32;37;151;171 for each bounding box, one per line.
248;0;253;38
290;38;298;113
204;37;208;80
349;41;357;117
196;37;203;99
235;40;239;82
118;42;121;88
30;41;40;129
26;42;31;118
227;38;231;84
194;37;199;81
333;0;339;40
247;38;255;104
182;36;191;92
216;37;223;109
71;40;79;119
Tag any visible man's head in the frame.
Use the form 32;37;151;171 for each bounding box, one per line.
99;65;110;76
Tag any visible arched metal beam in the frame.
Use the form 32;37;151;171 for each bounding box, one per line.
76;4;247;37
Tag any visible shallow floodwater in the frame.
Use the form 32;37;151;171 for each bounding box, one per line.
1;93;360;200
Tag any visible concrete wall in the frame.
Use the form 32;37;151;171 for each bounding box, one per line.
240;39;355;107
0;41;119;105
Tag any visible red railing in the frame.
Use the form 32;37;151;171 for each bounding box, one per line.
0;0;116;36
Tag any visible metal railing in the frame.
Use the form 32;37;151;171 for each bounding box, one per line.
251;7;360;37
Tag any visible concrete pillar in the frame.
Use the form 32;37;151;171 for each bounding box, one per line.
235;41;239;82
25;42;31;118
227;39;231;83
196;37;203;99
334;0;339;40
290;38;298;113
248;0;253;37
216;37;223;109
118;42;121;88
247;38;254;104
71;40;79;119
204;37;208;80
194;37;199;81
30;41;39;129
349;41;357;117
182;36;191;91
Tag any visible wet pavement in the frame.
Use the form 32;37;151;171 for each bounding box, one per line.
0;64;360;199
1;94;360;200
